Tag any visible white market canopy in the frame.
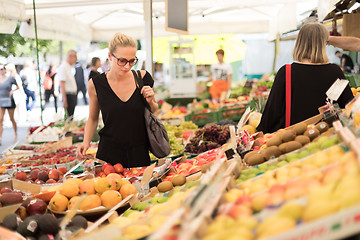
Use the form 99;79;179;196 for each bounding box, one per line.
0;0;343;43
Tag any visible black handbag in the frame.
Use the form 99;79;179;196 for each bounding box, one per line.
132;70;171;158
0;97;12;108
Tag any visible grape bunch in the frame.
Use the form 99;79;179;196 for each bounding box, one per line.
185;124;230;154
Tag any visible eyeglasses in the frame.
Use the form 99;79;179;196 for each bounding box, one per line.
111;53;138;66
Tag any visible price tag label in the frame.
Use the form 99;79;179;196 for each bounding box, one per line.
352;97;360;113
326;79;349;102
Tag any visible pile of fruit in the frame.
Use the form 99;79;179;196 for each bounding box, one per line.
13;166;67;184
49;176;137;212
161;106;188;118
185;124;230;154
244;121;332;166
206;146;360;240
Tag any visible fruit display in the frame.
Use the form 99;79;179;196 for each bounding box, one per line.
1;212;88;239
13;166;67;184
48;177;138;212
185;124;230;154
206;147;360;240
242;122;333;166
161;106;188;118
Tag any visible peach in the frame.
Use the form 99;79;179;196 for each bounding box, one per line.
227;204;252;219
30;169;40;181
57;166;67;175
48;169;60;181
15;171;27;181
46;179;57;184
37;170;49;182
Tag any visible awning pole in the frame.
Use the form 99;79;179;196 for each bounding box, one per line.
32;0;44;124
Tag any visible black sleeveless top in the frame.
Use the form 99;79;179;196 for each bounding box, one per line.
92;71;154;168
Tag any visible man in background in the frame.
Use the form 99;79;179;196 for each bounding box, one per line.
74;62;88;105
335;50;354;73
208;49;232;103
57;50;78;119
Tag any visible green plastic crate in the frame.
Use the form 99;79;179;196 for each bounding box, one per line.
346;74;360;88
185;110;219;127
219;106;246;122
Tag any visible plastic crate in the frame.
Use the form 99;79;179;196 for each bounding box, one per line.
219;105;247;122
346;74;360;88
185;110;219;127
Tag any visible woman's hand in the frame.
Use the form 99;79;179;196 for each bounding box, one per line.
77;142;89;159
141;86;155;104
9;90;13;97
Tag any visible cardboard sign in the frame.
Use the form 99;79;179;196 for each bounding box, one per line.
326;79;349;102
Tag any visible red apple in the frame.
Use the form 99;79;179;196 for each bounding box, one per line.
15;206;27;220
114;163;124;173
35;179;45;184
27;198;47;215
101;163;112;172
227;204;253;219
103;166;115;175
15;171;27;181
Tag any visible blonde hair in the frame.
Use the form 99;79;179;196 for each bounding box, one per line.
109;33;137;54
292;22;329;64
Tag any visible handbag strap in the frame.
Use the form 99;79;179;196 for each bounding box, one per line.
132;70;151;110
285;64;291;128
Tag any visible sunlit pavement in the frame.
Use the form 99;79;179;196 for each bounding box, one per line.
0;96;89;154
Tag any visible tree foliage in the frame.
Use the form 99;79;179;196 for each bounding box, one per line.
0;23;57;59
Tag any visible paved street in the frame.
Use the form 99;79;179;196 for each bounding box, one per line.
0;95;89;154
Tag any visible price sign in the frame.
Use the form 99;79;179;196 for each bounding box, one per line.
326;79;349;102
352;97;360;113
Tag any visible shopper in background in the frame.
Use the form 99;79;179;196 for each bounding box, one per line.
101;58;110;72
257;22;354;134
44;65;58;113
89;57;101;80
75;62;88;105
77;32;158;168
335;50;354;73
208;49;232;103
0;64;19;144
19;61;37;112
328;36;360;52
58;49;78;119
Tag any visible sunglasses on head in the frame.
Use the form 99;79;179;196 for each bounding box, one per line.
111;53;138;66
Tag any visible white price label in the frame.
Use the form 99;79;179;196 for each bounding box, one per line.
326;79;349;102
352;96;360;113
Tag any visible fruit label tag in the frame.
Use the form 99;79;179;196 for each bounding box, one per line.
326;79;349;102
352;96;360;113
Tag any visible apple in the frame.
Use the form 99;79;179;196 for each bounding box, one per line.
15;206;27;220
102;163;112;172
113;163;124;173
27;198;47;215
